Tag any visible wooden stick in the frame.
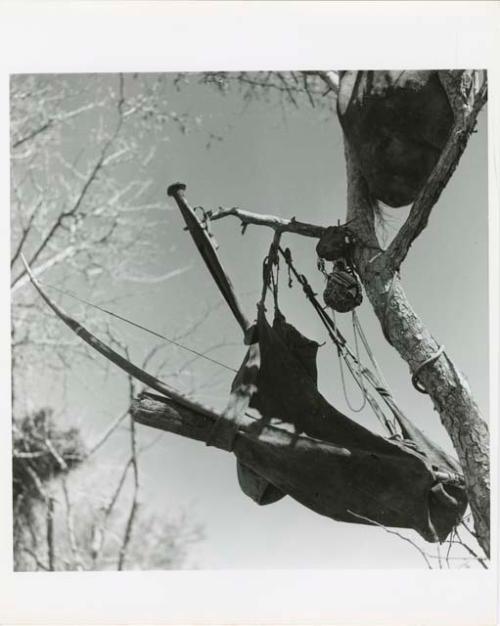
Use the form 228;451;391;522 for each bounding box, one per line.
207;206;326;238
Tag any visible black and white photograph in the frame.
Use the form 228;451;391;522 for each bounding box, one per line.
1;2;498;625
9;68;490;571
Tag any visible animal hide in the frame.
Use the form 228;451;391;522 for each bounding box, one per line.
232;308;467;543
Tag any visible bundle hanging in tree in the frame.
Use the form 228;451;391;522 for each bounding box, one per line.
165;184;467;543
337;70;454;207
224;304;466;542
323;260;363;313
24;183;469;546
315;223;353;261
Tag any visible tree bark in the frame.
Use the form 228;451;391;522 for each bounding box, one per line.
342;73;490;556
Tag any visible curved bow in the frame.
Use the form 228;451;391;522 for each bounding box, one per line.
21;254;221;422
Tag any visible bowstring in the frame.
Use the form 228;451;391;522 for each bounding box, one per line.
44;283;238;373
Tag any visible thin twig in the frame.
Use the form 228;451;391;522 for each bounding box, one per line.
12;120;53;149
11;75;126;290
10;200;41;268
62;476;85;570
21;547;49;571
347;509;432;568
117;362;141;571
46;496;55;570
445;527;455;568
44;436;68;470
454;527;488;569
276;72;299;108
461;516;479;539
87;410;129;457
314;70;340;96
25;464;47;499
90;455;133;567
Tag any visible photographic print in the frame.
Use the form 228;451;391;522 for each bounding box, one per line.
10;69;490;573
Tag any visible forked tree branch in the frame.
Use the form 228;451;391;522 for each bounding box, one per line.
386;72;488;269
184;71;490;558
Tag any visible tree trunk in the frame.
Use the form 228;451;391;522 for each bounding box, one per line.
344;141;490;557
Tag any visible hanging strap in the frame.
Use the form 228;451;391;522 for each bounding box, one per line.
260;230;282;311
278;246;399;437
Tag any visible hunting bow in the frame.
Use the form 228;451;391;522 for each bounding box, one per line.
20;254;222;423
167;182;251;336
20;255;356;458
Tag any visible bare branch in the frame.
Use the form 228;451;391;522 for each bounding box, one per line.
87;410;129;457
117;265;190;284
46;496;55;570
12;76;126;290
312;70;340;96
114;345;142;571
21;547;49;571
11;244;86;293
90;455;133;567
347;509;432;569
117;418;140;571
386;73;487;269
12;120;53;149
343;104;490;556
44;436;68;470
25;464;47;499
207;206;325;238
454;526;488;569
62;477;85;571
276;72;299;108
10;200;41;268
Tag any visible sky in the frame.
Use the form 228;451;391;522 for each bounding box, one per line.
12;73;489;570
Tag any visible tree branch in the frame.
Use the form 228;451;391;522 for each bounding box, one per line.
11;244;86;293
46;496;55;571
343;128;490;557
10;200;41;269
313;70;340;96
207;206;325;238
347;509;432;568
90;454;133;568
12;120;53;149
21;547;50;571
62;477;85;571
131;391;352;455
386;72;487;269
117;357;141;571
12;75;126;290
454;526;488;569
87;410;129;457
